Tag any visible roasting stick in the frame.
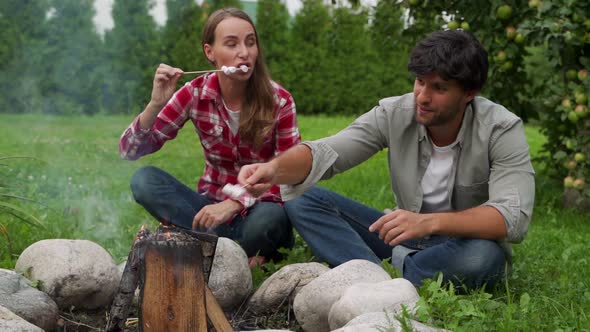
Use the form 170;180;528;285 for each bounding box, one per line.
183;65;249;75
182;69;223;75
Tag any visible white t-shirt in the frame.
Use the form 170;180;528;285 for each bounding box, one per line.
420;140;458;213
222;99;240;135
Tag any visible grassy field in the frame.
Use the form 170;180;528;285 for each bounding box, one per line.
0;113;588;331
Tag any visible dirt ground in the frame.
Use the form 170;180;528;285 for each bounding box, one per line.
57;303;301;331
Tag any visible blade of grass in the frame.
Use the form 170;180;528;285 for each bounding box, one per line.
0;203;45;228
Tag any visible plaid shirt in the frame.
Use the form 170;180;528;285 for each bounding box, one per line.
119;73;301;209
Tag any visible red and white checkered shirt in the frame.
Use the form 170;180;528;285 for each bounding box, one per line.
119;73;301;209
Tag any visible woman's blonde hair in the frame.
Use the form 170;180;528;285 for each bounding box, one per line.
202;8;275;146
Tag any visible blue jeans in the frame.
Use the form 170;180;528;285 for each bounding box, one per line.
130;166;294;260
284;186;506;290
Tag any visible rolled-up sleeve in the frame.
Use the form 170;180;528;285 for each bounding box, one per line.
280;106;388;200
483;119;535;243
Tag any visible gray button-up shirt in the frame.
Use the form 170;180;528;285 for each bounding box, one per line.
282;93;535;259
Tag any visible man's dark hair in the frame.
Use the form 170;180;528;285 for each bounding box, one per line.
408;30;488;91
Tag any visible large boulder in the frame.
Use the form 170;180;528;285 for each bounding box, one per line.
332;311;446;332
208;237;252;310
293;259;391;332
0;269;58;331
247;262;329;314
15;239;119;309
328;278;419;330
0;304;44;332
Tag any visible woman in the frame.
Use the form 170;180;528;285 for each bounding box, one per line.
119;8;301;266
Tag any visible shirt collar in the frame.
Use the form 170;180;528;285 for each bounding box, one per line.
200;72;221;101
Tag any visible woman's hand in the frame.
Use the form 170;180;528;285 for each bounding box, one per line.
192;200;243;231
150;63;183;108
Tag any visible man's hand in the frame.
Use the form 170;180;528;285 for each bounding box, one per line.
237;161;279;197
192;200;243;230
369;209;436;246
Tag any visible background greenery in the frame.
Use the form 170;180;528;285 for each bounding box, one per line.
1;0;589;330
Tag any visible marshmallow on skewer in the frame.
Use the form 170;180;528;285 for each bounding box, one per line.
183;66;250;75
221;65;249;75
222;183;247;199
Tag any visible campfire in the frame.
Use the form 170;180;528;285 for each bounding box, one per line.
106;225;232;331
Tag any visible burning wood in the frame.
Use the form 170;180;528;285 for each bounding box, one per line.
106;225;231;332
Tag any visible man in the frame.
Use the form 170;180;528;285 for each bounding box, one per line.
237;30;535;290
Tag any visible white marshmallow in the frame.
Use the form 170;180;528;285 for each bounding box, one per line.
228;66;237;73
239;65;249;72
222;184;246;199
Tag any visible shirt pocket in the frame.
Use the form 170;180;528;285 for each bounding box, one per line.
196;120;224;150
453;180;489;211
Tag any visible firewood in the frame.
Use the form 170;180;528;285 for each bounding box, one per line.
105;227;151;332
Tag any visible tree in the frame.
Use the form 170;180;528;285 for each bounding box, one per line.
0;0;49;113
256;0;290;80
103;0;160;114
371;0;413;98
324;6;383;115
161;0;207;73
282;0;332;114
204;0;242;15
42;0;103;115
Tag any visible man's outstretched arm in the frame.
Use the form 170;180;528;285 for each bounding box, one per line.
237;144;313;196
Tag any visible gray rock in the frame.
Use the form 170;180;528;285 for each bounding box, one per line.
0;269;58;331
248;262;329;314
0;304;44;332
208;237;252;310
333;311;446;332
328;278;419;330
14;239;119;309
293;259;391;332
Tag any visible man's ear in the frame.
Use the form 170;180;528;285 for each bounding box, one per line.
464;89;478;104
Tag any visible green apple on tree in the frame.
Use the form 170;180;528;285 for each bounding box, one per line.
565;159;577;170
566;69;578;80
573;178;586;190
568;111;579;123
574;152;586;162
514;34;525;44
575;92;588;105
579;69;588;81
461;22;470;31
564;176;575;188
496;5;513;21
448;20;460;30
561;98;572;110
575;104;588;118
506;26;516;39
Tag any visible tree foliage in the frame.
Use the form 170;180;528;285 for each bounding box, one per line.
103;0;160;114
161;0;207;73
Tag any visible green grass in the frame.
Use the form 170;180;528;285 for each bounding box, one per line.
0;114;588;331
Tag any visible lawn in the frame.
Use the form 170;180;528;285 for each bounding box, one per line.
0;113;588;331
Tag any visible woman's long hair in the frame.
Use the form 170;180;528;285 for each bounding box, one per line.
202;8;275;147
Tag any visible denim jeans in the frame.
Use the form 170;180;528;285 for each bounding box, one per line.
130;166;294;259
284;186;506;290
